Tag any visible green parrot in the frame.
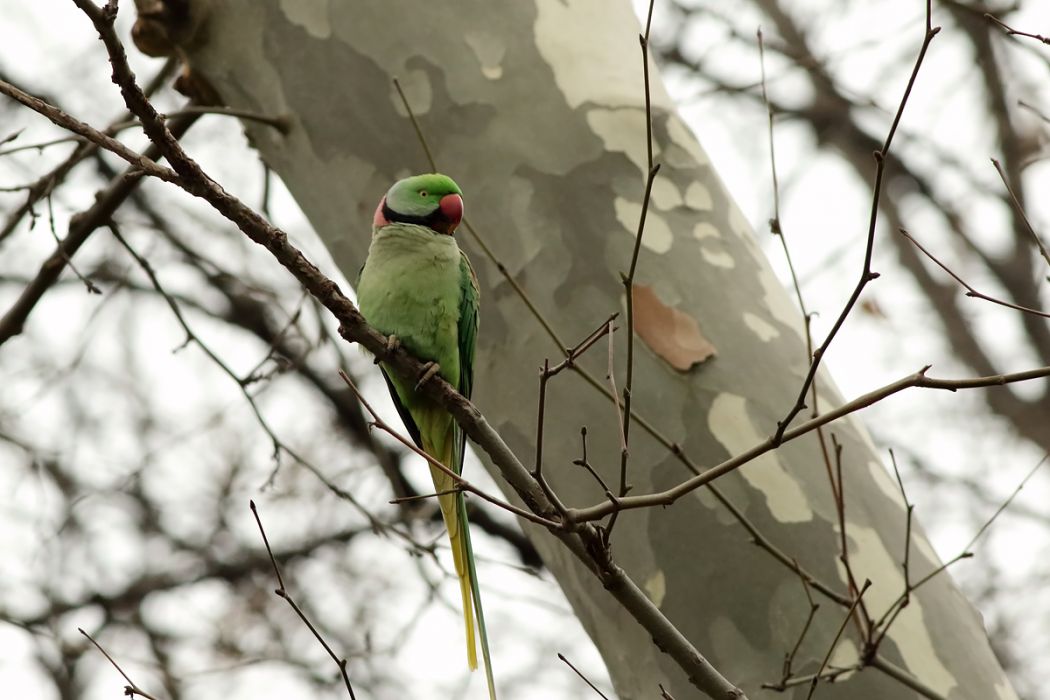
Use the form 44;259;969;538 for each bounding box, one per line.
356;173;495;698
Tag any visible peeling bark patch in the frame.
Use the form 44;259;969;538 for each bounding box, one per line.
279;0;331;39
756;264;805;334
535;0;655;110
829;639;861;681
614;198;672;254
700;245;734;269
692;222;719;241
838;526;956;696
708;394;812;523
586;108;649;174
464;31;506;80
651;177;682;210
632;285;716;371
644;569;666;607
666;115;709;166
727;200;751;241
685;181;713;211
743;312;778;342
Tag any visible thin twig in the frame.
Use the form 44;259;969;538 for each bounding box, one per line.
830;435;872;637
864;450;916;657
871;451;1048;646
250;501;358;699
109;223;318;481
962;451;1048;553
900;228;1050;318
891;449;913;594
544;314;619;378
614;0;660;541
45;193;101;294
79;628;162;700
758;21;857;641
338;370;562;530
0;57;177;246
607;320;627;463
869;656;948;700
392;77;438;172
163;104;291;133
763;573;820;690
0;105;285;159
534;359;572;518
0;77;179;183
0;110;198;345
558;652;610;699
765;664;858;691
0;135;87;157
774;2;941;442
0;127;23;145
389;488;460;505
990;157;1050;269
806;580;871;700
984;13;1050;45
758;29;782;228
573;426;616;499
603;320;628;539
535;358;551;477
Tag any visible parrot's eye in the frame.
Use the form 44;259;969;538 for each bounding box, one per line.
418;190;428;198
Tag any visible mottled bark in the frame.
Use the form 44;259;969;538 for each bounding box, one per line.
158;1;1015;697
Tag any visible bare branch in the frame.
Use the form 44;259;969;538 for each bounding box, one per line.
79;628;162;700
567;362;1050;523
0;112;198;345
806;580;870;700
985;13;1050;46
558;653;610;699
901;228;1050;318
774;2;941;441
990;157;1050;270
0;77;179;182
250;501;358;699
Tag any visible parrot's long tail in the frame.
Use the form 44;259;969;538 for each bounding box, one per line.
444;486;478;669
459;491;496;700
429;440;496;699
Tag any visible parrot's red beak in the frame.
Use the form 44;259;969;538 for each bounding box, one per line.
437;193;464;234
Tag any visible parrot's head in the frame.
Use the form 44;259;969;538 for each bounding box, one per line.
374;173;464;235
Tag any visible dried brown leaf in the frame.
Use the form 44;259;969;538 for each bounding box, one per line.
632;284;716;371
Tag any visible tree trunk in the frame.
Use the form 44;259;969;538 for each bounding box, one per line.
157;1;1017;697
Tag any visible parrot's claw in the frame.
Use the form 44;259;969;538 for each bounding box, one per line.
377;334;401;364
415;361;441;391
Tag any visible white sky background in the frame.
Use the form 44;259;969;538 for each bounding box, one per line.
0;0;1048;698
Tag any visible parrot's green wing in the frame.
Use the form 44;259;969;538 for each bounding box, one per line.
381;373;423;449
453;251;480;471
358;261;424;451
